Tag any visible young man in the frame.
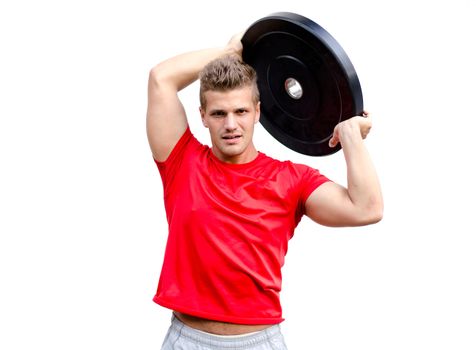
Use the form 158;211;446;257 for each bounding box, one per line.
146;33;383;350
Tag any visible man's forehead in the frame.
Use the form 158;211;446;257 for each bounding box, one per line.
204;87;255;109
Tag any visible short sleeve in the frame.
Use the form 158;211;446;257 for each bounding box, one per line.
294;165;331;222
153;127;195;190
300;166;330;203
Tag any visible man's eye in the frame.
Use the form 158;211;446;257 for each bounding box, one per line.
237;109;246;114
212;111;225;117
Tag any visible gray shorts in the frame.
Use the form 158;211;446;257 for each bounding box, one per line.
161;315;288;350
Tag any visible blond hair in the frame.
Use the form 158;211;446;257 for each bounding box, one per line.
199;56;260;109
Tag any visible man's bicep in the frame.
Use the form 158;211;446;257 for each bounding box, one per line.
146;79;189;162
304;181;360;227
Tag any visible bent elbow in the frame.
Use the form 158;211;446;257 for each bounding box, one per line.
148;64;185;93
369;209;383;224
363;204;384;225
149;65;166;89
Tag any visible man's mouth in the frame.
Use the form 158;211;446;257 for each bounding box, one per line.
222;135;242;140
222;134;242;145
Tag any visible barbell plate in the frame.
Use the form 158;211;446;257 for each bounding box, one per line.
242;12;363;156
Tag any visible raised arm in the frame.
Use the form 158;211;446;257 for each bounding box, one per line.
146;33;243;162
305;113;384;227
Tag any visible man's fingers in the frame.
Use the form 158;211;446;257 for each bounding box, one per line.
328;134;338;148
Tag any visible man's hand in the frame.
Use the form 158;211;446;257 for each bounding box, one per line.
328;111;371;148
226;31;244;60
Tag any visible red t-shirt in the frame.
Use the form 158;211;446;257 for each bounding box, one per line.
153;128;329;324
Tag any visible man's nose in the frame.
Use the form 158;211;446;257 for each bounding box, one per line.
224;114;238;130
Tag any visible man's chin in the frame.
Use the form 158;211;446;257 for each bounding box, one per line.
221;147;243;157
214;144;244;159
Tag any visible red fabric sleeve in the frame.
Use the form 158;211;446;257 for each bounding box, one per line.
295;164;331;223
154;127;194;189
300;166;331;203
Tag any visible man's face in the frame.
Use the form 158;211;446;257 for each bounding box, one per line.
200;86;260;164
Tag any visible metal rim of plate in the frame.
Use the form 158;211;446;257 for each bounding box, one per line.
242;12;364;156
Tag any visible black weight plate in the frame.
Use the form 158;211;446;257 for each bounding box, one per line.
242;12;363;156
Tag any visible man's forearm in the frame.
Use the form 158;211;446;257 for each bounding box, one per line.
340;122;383;222
149;44;240;92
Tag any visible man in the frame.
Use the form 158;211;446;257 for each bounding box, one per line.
146;32;383;350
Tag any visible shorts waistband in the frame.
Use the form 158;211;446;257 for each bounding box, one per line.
170;315;282;348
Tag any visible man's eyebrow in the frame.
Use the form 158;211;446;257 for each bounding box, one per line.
209;108;226;114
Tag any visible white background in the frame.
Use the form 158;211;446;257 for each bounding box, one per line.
1;0;475;349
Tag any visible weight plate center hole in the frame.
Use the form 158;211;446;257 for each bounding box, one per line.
284;78;303;99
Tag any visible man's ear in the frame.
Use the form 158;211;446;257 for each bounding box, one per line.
199;106;208;128
254;102;261;124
